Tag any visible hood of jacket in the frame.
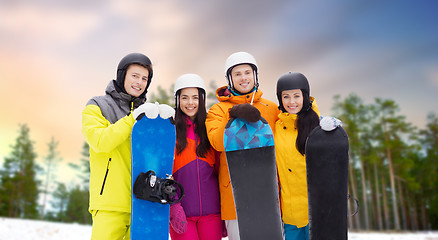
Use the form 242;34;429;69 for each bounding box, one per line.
87;80;146;124
106;80;146;109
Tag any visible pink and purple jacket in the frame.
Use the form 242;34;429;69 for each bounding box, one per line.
172;119;221;218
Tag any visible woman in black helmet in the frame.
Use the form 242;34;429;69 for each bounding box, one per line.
274;72;343;240
274;72;320;240
82;53;154;240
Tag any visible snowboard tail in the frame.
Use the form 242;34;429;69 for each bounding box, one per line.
305;126;349;240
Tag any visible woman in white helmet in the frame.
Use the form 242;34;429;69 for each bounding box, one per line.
205;52;281;240
169;74;224;240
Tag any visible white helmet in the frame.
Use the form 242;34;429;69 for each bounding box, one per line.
224;52;258;76
174;73;206;95
224;52;259;91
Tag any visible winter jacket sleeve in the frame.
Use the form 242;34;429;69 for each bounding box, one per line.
205;103;231;152
82;104;135;153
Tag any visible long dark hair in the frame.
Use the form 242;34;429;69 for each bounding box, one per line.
175;88;211;158
295;90;320;155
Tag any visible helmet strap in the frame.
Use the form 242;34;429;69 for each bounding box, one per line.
175;94;179;110
226;73;233;90
250;90;256;105
254;70;259;91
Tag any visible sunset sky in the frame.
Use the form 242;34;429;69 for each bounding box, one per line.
1;0;437;186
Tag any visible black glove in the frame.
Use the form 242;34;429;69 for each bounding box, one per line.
133;171;184;205
229;103;261;122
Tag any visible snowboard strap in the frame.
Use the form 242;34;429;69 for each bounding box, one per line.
347;194;360;216
133;170;184;205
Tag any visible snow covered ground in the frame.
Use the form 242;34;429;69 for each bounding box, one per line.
1;217;438;239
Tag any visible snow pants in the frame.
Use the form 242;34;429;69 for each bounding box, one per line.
91;210;130;240
284;223;309;240
225;219;240;240
169;214;222;240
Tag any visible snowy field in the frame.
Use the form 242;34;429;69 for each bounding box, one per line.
1;217;438;239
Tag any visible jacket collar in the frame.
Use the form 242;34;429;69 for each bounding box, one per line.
215;85;264;104
278;112;298;129
106;80;146;109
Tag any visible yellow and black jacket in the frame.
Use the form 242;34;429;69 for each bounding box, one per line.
81;80;145;213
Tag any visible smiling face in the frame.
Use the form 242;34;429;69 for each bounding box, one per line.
230;64;255;94
281;89;303;114
123;64;149;97
179;87;199;121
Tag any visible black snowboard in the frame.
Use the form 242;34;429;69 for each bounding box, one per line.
224;117;283;240
305;126;349;240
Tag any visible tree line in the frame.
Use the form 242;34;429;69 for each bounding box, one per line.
0;91;437;230
0;126;91;224
333;93;438;231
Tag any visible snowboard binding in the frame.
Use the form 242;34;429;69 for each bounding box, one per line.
133;170;184;204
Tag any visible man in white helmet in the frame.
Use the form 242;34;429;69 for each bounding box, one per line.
205;52;281;239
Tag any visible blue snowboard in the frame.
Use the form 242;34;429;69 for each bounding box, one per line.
224;117;283;240
131;116;175;240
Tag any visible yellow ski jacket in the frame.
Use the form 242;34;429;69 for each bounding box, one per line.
82;81;145;213
274;97;319;227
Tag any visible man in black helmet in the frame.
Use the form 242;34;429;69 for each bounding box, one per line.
82;53;153;240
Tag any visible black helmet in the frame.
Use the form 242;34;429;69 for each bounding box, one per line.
276;72;311;113
116;53;153;96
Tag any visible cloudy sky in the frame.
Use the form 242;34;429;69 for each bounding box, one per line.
1;0;437;185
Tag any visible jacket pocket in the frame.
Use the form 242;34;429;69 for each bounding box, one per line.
100;158;111;195
223;179;231;188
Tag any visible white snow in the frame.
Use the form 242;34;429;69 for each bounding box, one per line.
1;217;438;239
0;217;91;239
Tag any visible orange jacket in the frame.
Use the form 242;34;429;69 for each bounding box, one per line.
206;86;280;220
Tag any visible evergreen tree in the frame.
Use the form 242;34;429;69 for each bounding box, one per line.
68;142;90;190
40;137;62;219
417;113;438;228
65;185;91;224
67;143;91;224
149;84;175;107
371;98;413;230
0;124;40;218
50;182;69;222
207;80;218;109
